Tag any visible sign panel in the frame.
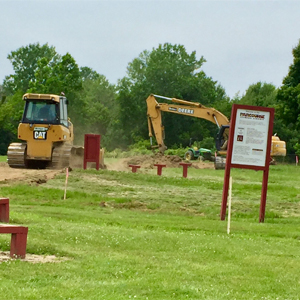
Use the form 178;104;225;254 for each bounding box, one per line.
231;109;270;167
220;104;274;223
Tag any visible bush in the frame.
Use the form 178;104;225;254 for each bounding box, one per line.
105;140;153;158
200;137;215;151
165;147;189;157
105;140;196;159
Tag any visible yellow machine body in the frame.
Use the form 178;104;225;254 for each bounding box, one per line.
17;122;73;160
7;93;76;168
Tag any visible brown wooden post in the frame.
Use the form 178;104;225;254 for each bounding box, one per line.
84;134;101;170
0;198;9;223
128;165;141;173
154;164;166;176
179;162;192;178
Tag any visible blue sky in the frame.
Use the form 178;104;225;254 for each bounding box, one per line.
1;0;299;98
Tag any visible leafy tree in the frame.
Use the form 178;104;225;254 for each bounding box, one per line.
236;81;285;139
0;44;84;150
117;43;230;149
238;82;277;107
80;67;101;81
276;40;300;154
0;91;25;154
28;52;83;122
241;82;291;147
3;43;57;95
75;73;117;146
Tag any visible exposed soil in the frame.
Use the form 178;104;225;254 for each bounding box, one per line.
0;251;69;263
0;162;63;185
106;153;214;172
0;154;213;184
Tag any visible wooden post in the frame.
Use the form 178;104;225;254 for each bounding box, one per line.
63;167;69;200
227;177;232;234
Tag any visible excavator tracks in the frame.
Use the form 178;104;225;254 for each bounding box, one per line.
214;156;226;170
7;143;27;168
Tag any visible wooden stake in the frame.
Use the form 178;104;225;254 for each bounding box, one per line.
63;167;69;200
227;176;232;234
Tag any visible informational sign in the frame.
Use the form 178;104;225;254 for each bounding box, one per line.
231;109;270;167
220;104;274;223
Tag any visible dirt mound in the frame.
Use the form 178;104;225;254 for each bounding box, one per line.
108;153;214;171
126;153;182;168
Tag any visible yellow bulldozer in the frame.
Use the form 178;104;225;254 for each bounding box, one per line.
7;93;103;169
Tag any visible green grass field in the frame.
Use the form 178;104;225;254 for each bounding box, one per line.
0;160;300;299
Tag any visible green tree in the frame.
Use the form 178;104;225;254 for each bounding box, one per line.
236;82;288;143
75;73;117;146
276;40;300;154
117;43;230;148
0;91;24;154
3;43;57;95
80;67;101;81
0;44;84;151
28;52;83;123
238;82;277;107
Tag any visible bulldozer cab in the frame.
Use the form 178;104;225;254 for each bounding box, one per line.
23;101;58;124
22;94;69;127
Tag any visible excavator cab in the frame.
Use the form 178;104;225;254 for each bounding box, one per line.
215;125;230;154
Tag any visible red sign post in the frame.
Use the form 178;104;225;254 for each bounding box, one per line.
220;104;274;223
83;134;101;170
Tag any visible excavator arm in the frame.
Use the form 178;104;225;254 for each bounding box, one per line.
146;95;166;152
146;94;230;153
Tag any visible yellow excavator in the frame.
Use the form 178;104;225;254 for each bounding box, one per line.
7;93;87;168
146;94;286;168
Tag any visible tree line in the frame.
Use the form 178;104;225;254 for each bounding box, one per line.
0;41;299;157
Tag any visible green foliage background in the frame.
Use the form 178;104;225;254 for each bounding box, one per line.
1;40;300;156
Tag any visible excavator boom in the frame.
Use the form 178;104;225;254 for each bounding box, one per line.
146;94;229;153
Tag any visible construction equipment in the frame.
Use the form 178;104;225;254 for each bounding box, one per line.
184;147;213;161
183;138;213;161
7;93;103;169
146;94;286;168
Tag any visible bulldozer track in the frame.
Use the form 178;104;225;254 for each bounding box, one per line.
51;145;73;169
7;143;27;168
7;143;84;170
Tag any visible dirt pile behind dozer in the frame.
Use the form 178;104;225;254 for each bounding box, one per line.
69;146;105;169
114;153;214;170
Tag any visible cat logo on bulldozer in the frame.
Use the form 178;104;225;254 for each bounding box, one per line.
34;131;47;140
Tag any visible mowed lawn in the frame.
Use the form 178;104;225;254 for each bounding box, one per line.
0;161;300;300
